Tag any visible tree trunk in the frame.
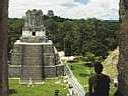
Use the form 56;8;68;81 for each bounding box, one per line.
0;0;9;96
118;0;128;95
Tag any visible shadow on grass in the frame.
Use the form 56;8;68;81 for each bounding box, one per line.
79;73;90;77
83;62;94;67
9;89;17;94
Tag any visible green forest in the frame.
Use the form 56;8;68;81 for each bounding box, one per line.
8;16;119;61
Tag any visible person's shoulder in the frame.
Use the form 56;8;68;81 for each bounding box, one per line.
102;74;110;78
102;74;111;81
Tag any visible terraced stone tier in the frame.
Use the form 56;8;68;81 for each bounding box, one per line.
11;40;64;84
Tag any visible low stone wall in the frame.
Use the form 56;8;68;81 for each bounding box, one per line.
44;66;56;78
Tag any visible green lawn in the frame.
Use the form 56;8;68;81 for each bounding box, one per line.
68;62;92;87
9;79;68;96
68;62;117;96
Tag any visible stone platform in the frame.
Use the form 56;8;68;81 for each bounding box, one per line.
11;40;64;84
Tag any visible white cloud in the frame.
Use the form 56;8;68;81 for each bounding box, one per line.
9;0;119;20
63;0;119;20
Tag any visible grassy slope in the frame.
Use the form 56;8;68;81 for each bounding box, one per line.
9;79;68;96
68;62;92;87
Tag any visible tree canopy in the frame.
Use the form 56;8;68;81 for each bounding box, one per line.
8;16;119;60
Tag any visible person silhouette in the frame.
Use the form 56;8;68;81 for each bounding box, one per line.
88;62;110;96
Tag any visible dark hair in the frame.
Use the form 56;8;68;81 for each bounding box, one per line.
94;62;103;74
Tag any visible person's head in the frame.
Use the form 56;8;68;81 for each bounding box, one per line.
94;62;103;74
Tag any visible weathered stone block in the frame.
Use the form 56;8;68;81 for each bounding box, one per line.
9;65;21;77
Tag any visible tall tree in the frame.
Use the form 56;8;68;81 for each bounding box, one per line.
118;0;128;95
0;0;9;95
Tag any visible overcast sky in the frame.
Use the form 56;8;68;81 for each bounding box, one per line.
9;0;120;20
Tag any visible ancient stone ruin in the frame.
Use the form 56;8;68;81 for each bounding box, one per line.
10;9;64;84
47;10;54;17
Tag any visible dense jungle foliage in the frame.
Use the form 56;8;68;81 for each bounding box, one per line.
8;16;119;60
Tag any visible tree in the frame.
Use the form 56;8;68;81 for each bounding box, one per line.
117;0;128;95
8;19;23;59
0;0;9;95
